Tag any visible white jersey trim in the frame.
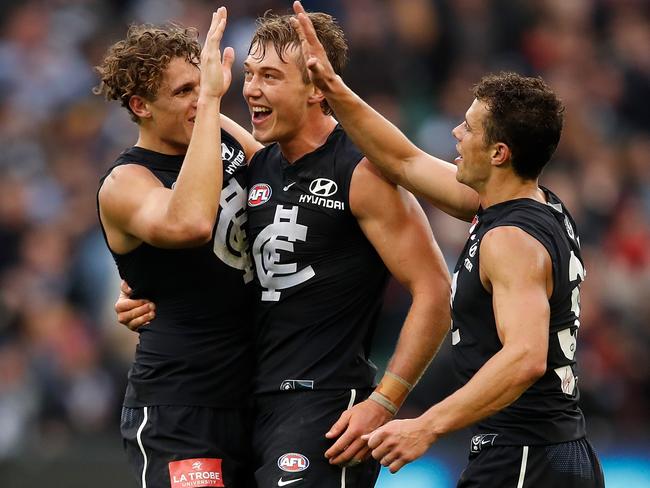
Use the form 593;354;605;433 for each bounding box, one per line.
340;389;357;488
516;445;529;488
136;406;150;488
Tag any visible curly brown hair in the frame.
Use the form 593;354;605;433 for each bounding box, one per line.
473;72;565;180
249;11;348;116
93;23;201;122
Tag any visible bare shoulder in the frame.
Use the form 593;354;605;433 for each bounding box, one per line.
480;225;552;286
98;164;163;219
350;157;398;218
100;164;160;196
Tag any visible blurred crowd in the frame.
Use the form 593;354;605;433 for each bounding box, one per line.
0;0;649;463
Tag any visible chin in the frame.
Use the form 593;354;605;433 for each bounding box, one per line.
251;128;273;144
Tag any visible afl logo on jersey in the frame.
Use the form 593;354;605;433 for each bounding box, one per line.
278;453;309;472
248;183;272;207
309;178;338;197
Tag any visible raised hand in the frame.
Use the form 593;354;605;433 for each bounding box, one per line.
290;1;338;93
200;6;235;99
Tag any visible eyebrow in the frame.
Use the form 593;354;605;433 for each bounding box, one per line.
244;62;282;72
171;82;194;95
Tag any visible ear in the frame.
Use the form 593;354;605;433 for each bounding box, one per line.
491;142;511;168
129;96;152;120
307;85;325;106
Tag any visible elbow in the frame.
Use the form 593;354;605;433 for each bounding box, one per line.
183;220;214;245
150;218;214;247
178;217;214;245
517;353;547;386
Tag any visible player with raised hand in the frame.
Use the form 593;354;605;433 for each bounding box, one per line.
96;7;256;487
292;2;604;487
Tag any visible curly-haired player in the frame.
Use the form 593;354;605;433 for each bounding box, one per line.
95;9;257;488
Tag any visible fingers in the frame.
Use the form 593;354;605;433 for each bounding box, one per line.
363;428;382;449
324;428;351;459
328;437;367;465
221;46;235;90
115;300;155;330
222;46;235;70
120;280;132;296
325;411;349;439
293;5;321;50
205;7;227;44
387;458;407;474
213;7;227;43
293;1;306;16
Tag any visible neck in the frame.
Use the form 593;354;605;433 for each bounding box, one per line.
135;129;187;156
279;115;338;163
478;172;545;209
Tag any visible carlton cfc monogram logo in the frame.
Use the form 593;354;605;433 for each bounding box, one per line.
248;183;272;206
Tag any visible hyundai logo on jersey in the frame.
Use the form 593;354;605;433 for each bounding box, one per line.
309;178;338;197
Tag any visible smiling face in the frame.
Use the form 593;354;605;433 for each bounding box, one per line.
140;56;200;154
452;99;495;190
242;42;316;145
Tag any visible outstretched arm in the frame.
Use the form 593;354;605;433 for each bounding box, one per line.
291;1;478;221
364;226;551;473
324;159;451;466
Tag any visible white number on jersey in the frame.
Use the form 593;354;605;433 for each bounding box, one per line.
450;270;461;345
553;250;586;396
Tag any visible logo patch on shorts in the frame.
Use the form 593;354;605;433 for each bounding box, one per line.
470;434;499;453
169;458;224;487
248;183;272;207
278;453;309;472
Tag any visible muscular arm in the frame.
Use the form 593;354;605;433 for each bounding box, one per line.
365;226;552;473
99;9;233;252
291;2;479;221
324;158;451;465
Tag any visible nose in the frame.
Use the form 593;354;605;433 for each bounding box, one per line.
452;123;462;141
190;86;200;107
243;75;261;99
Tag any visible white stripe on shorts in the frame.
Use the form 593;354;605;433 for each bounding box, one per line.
136;406;150;488
340;389;357;488
516;445;529;488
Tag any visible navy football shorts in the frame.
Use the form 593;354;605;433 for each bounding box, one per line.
253;389;380;488
121;405;255;488
457;436;605;488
